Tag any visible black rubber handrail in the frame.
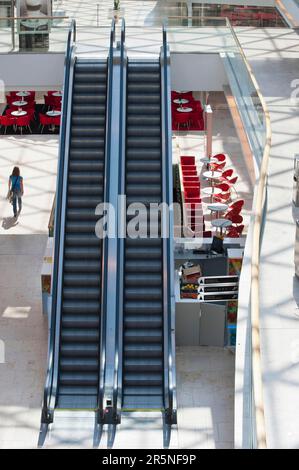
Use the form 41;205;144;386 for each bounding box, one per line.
161;23;177;425
41;19;76;424
97;17;116;423
115;17;127;423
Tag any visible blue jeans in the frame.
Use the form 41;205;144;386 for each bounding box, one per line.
12;190;22;217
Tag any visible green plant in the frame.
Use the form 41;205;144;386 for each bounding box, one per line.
114;0;120;10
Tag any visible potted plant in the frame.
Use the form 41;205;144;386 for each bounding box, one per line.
113;0;120;22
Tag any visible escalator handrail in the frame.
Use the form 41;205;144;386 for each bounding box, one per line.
98;17;116;419
161;23;177;423
115;17;127;419
41;19;76;422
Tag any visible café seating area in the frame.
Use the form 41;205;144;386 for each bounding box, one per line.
172;91;205;131
0;90;62;135
179;154;245;238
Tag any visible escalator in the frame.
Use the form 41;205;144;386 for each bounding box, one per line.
122;59;165;410
56;57;107;409
41;20;111;424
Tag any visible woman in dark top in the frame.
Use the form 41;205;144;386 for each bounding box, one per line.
8;167;24;218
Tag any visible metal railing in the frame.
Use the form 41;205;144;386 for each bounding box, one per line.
161;22;177;425
97;17;116;423
227;21;271;449
41;19;76;425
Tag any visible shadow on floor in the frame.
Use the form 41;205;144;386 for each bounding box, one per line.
1;216;18;230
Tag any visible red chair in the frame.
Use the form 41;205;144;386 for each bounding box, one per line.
210;161;226;171
180;156;195;166
228;199;244;213
221;169;234;179
225;213;243;225
214;192;231;203
6;94;17;106
51;115;61;128
226;227;240;238
174;112;190;131
44;95;56;111
227;176;238;185
15;115;32;134
215;182;231;193
213;153;226;163
188;111;203;129
39;113;52;133
0;115;15;133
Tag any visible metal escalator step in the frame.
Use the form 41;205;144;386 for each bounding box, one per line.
127;104;160;115
124;329;162;343
68;172;103;184
60;358;98;371
72;115;105;127
59;371;98;386
66;208;100;221
58;385;98;396
57;394;97;409
72;104;106;115
65;221;100;233
126;126;161;137
126;172;161;184
124;343;162;358
68;185;102;196
123;373;163;386
73;83;106;94
124;287;162;301
61;343;98;356
63;274;101;287
127;94;160;105
61;328;99;343
62;300;100;314
127;72;160;83
127;83;160;94
64;246;101;259
126;148;161;160
65;234;101;246
62;315;100;329
126;160;161;172
72;94;106;105
125;259;162;273
125;184;161;196
125;246;162;259
126;136;161;148
69;148;104;159
69;160;104;172
124;315;162;329
71;138;105;149
124;301;162;315
127;115;161;127
64;260;101;273
71;127;105;138
63;287;100;300
68;197;102;209
124;358;163;371
125;273;161;286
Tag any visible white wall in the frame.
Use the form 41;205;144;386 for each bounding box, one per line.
0;53;65;91
171;53;228;91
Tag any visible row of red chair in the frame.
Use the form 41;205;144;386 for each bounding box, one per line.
39;113;61;133
0;114;32;134
171;91;205;131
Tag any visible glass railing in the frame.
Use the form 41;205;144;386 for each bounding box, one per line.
0;16;71;53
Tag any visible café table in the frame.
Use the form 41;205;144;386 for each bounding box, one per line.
46;110;61;131
52;91;63;97
177;107;193;113
12;100;28;107
173;98;189;105
11;110;27;117
211;218;232;236
207;202;228;219
202;186;222;202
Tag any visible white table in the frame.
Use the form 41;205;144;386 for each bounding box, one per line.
46;111;61;117
177;107;193;113
174;90;191;94
11;110;27;117
202;187;222;197
211;218;232;236
200;157;217;166
52;92;62;97
207;202;228;218
16;91;30;101
203;170;222;180
173;98;189;105
12;100;28;107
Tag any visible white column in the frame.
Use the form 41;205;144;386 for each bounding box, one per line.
205;104;213;159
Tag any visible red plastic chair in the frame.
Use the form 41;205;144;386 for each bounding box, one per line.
15;115;32;134
221;169;234;179
236;224;244;235
215;182;231;193
227;176;238;185
174;112;190;131
213;153;226;163
225;227;240;238
39;113;52;133
214;192;231;203
0;115;15;133
180;156;195;166
228;199;244;212
225;213;243;225
210;161;225;171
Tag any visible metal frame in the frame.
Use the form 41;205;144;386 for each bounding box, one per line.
97;18;118;424
160;23;177;425
41;19;76;425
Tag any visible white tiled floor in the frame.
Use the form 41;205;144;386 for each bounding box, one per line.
176;346;235;449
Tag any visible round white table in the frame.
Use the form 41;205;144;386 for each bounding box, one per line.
203;170;222;180
11;110;27;117
12;100;27;107
173;98;189;105
211;218;232;236
202;187;222;197
16;91;30;101
207;202;228;219
46;111;61;117
175;90;191;94
52;92;62;97
177;107;193;113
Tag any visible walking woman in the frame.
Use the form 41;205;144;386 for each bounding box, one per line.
8;167;24;218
